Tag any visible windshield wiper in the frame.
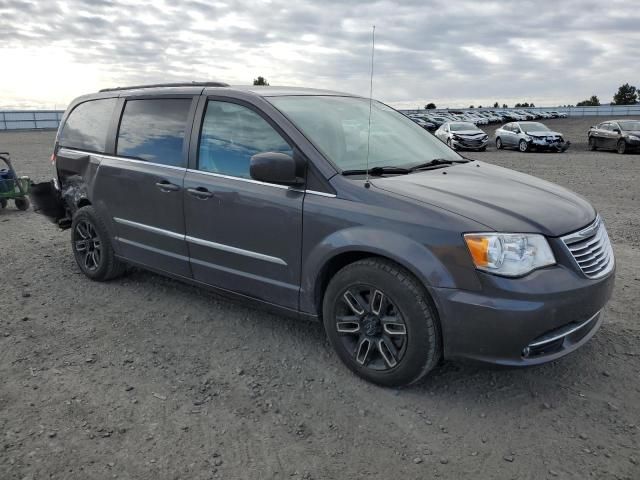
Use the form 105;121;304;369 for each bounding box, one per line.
409;158;469;172
342;166;411;176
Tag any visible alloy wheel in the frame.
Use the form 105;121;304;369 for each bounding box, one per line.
617;140;627;154
335;285;407;371
73;220;102;271
519;140;528;152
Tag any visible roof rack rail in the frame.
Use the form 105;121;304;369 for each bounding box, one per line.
99;81;229;92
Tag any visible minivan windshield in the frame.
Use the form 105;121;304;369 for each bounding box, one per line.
269;96;462;171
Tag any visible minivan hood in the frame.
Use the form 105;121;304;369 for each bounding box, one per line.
372;161;595;236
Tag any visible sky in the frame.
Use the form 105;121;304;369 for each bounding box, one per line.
0;0;638;110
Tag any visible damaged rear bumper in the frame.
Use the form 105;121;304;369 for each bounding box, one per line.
29;180;70;228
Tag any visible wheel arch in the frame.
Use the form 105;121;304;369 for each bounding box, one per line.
301;227;457;318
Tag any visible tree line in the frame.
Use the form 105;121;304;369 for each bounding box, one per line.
253;77;638;109
423;83;639;110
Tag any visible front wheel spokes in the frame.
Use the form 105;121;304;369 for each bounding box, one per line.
355;337;373;365
382;317;407;336
370;289;385;315
75;240;88;252
377;337;399;368
343;290;366;315
336;315;360;334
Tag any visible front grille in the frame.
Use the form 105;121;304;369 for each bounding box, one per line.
457;136;486;146
561;216;614;279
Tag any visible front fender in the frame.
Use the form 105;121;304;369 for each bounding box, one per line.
300;226;472;315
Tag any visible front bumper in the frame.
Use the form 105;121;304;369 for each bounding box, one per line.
433;263;615;366
452;138;489;150
626;138;640;150
529;138;571;152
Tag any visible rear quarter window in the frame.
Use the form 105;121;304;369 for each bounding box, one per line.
59;98;117;153
116;98;192;167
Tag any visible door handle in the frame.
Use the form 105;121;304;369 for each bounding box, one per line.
187;187;214;199
155;180;180;192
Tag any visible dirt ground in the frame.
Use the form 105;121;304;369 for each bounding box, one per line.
1;117;639;480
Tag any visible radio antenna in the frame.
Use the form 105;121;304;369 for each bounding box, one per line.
364;25;375;189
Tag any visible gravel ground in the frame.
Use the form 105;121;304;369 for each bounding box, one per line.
1;117;639;480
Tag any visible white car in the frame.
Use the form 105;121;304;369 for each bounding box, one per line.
435;121;489;151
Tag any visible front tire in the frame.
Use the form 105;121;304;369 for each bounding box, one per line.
519;139;529;152
496;137;503;149
588;136;597;151
617;139;627;154
322;258;441;387
71;205;125;281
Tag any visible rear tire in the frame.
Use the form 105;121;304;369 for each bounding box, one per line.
588;136;597;151
322;258;441;387
15;197;29;211
617;139;627;154
0;198;7;209
496;137;503;150
71;205;126;281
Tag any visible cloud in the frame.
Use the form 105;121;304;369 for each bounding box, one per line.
0;0;638;109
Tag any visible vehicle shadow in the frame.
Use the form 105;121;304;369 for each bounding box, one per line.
121;266;620;407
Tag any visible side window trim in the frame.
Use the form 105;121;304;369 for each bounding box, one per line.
189;95;300;182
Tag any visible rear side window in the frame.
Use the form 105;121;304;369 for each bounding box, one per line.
116;98;192;167
198;100;292;179
59;98;117;153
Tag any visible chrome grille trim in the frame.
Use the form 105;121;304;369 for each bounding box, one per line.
561;216;614;279
527;311;600;348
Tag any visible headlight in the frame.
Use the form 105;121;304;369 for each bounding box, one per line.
628;135;640;141
464;233;555;277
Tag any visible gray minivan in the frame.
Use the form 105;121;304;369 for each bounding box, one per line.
32;82;615;386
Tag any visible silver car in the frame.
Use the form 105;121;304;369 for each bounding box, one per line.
495;122;570;152
435;121;489;151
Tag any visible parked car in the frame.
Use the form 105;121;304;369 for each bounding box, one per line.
513;110;536;120
31;83;613;387
409;116;437;131
496;110;526;121
423;115;450;127
548;111;568;118
588;120;640;154
495;122;570;152
435;121;489;150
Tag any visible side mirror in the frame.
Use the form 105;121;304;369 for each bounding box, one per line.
250;152;304;186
